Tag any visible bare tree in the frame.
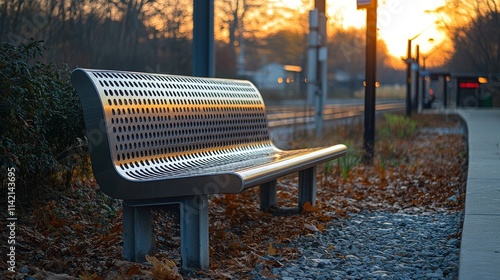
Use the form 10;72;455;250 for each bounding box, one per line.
263;29;306;66
215;0;308;75
145;0;192;73
435;0;500;73
216;0;261;75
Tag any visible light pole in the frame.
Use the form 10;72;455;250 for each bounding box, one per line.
404;26;433;116
357;0;378;165
421;38;437;70
405;39;412;116
414;44;420;112
420;39;453;110
307;0;327;138
192;0;214;77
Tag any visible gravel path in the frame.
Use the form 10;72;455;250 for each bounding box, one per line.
252;124;466;279
251;211;463;279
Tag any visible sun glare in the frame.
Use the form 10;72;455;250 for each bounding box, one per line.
375;0;447;59
284;0;447;61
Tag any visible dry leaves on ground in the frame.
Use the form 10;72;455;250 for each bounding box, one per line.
0;113;466;279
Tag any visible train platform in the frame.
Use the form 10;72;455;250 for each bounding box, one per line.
456;109;500;279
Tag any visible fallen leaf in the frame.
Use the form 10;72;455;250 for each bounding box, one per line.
79;272;101;280
145;255;182;280
301;201;317;213
304;223;320;232
126;264;141;276
267;242;277;256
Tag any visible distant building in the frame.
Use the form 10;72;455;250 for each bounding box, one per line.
252;63;303;94
334;70;350;83
252;62;285;90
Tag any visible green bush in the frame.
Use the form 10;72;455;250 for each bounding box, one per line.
378;113;417;140
325;142;361;180
0;40;87;205
337;147;362;179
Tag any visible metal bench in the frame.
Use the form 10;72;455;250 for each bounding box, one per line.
71;68;347;269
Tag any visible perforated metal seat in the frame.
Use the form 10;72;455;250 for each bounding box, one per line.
72;68;347;269
72;68;346;200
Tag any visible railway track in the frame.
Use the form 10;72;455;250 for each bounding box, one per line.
266;100;405;128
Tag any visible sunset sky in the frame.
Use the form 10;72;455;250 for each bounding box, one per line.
285;0;447;59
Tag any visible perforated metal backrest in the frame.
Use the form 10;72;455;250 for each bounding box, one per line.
73;69;276;181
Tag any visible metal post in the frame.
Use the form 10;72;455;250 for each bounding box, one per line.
307;9;318;110
307;0;327;138
413;63;421;113
415;44;420;111
443;75;448;108
179;195;209;269
405;26;432;114
260;180;278;211
299;167;317;211
421;73;426;109
405;39;412;116
122;202;154;262
315;0;325;12
316;13;327;138
193;0;214;77
363;3;377;165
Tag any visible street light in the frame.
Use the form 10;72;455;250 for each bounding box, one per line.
420;38;453;110
404;25;434;116
357;0;378;164
421;38;437;70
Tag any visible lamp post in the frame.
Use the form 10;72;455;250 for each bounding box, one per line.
421;38;437;70
414;44;420;113
192;0;214;77
307;0;327;138
357;0;378;164
404;26;433;116
405;39;412;116
420;38;453;110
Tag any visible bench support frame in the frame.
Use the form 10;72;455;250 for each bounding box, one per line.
259;166;318;213
122;195;209;269
299;166;317;211
260;180;278;211
122;166;317;269
123;202;154;262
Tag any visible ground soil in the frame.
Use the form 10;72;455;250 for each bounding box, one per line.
0;113;467;279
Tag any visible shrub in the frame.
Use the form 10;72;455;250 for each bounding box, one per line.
378;113;417;140
338;147;362;179
0;40;87;205
326;143;361;180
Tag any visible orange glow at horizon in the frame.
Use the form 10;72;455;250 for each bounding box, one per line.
284;0;448;63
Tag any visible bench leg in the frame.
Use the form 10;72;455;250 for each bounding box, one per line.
122;202;154;262
260;180;278;211
299;166;317;211
179;195;209;269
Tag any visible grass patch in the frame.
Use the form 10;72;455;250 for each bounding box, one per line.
290;113;438;179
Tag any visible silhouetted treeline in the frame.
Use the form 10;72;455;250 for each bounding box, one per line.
0;0;404;84
0;0;193;74
437;0;500;74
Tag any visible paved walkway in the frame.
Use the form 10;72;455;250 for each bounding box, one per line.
457;109;500;279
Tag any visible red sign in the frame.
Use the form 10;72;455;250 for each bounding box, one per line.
459;82;480;89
